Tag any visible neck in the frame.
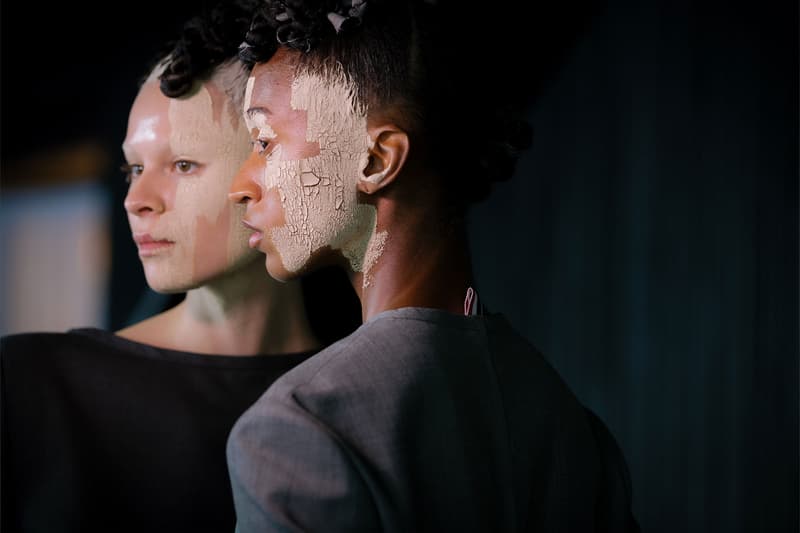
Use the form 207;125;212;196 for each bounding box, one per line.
120;257;320;356
353;198;474;322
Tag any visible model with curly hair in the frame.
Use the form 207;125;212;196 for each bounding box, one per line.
227;1;640;531
0;1;358;531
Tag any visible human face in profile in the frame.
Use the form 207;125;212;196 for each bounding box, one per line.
123;65;256;293
230;48;383;283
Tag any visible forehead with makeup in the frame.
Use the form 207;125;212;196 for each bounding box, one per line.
243;56;367;146
170;81;239;157
243;55;296;132
123;77;243;160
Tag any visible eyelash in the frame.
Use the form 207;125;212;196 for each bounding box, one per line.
120;163;143;184
120;160;198;184
173;160;198;174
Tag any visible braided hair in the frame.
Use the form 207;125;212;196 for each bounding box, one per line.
239;0;537;208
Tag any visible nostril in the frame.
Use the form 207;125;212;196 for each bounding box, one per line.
229;191;252;204
124;198;158;216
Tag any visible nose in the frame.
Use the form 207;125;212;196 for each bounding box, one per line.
123;169;167;216
228;155;263;205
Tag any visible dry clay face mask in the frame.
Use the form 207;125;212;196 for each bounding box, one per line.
244;67;387;288
129;64;254;291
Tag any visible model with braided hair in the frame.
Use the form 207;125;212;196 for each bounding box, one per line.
227;1;639;531
1;2;356;532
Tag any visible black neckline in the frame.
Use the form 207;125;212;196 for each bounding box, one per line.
68;327;319;370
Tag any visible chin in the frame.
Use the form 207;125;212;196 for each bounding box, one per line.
142;267;199;294
144;276;198;294
264;253;301;283
144;282;194;294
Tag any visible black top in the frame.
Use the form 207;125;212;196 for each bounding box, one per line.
1;328;315;533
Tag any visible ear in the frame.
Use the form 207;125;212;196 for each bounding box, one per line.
358;124;409;195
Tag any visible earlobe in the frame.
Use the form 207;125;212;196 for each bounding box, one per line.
359;168;389;194
357;125;409;195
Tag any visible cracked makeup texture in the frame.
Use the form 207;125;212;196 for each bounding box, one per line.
246;71;387;286
129;68;254;290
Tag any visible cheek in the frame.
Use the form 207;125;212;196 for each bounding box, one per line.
193;203;233;272
264;187;287;229
277;109;321;161
172;175;233;261
194;169;233;216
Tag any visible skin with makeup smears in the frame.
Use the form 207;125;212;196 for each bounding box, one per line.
248;71;387;285
160;78;253;288
171;82;253;282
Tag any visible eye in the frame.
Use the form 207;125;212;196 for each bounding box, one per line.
173;160;199;174
120;163;143;184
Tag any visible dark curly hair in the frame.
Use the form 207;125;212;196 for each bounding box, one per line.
148;0;263;101
236;0;581;207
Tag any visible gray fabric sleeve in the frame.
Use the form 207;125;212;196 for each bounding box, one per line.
226;394;381;533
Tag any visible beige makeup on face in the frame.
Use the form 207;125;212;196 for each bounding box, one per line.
168;81;253;277
245;70;387;285
126;65;254;293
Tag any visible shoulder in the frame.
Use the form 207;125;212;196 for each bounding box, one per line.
2;329;83;349
237;309;549;445
0;326;174;361
1;331;114;439
1;329;103;366
226;323;389;528
0;328;177;391
114;310;175;348
261;308;481;402
485;313;586;405
0;329;134;403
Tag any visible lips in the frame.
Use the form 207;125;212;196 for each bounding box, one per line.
241;220;264;249
133;233;175;257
